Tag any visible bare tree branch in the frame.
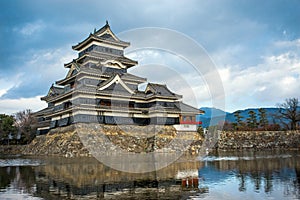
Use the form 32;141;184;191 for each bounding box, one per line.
277;98;300;130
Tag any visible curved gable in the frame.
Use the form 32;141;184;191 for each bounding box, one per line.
100;60;127;69
66;62;80;78
98;74;134;94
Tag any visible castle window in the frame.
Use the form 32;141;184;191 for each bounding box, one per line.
64;101;72;109
70;82;75;89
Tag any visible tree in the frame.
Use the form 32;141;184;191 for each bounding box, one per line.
0;114;16;143
247;110;258;129
197;126;205;138
14;109;36;144
277;98;300;130
258;108;268;129
233;110;247;131
234;111;244;125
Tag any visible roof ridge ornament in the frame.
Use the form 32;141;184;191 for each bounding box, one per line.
72;21;131;51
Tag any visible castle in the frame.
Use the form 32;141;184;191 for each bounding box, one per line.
35;22;203;134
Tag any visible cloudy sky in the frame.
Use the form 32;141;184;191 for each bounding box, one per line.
0;0;300;114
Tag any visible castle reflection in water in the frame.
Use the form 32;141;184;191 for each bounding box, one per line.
0;150;300;199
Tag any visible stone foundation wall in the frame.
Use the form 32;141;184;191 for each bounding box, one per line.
0;145;23;155
22;125;89;157
3;129;300;157
21;123;203;157
217;130;300;150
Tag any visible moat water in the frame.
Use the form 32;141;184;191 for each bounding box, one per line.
0;150;299;200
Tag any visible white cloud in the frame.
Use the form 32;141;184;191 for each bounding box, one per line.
0;89;7;97
0;74;23;97
0;45;76;114
218;51;300;112
0;96;47;115
3;45;76;98
14;20;46;36
211;45;245;66
274;39;300;48
26;46;75;79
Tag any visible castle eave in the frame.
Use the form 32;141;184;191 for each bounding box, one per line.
72;34;130;51
76;53;138;67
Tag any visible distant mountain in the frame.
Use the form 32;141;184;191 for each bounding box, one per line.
199;107;228;118
198;107;285;128
197;107;227;128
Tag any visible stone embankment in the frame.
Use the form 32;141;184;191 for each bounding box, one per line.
22;125;89;157
4;127;299;157
0;145;23;155
21;123;203;157
217;130;300;150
